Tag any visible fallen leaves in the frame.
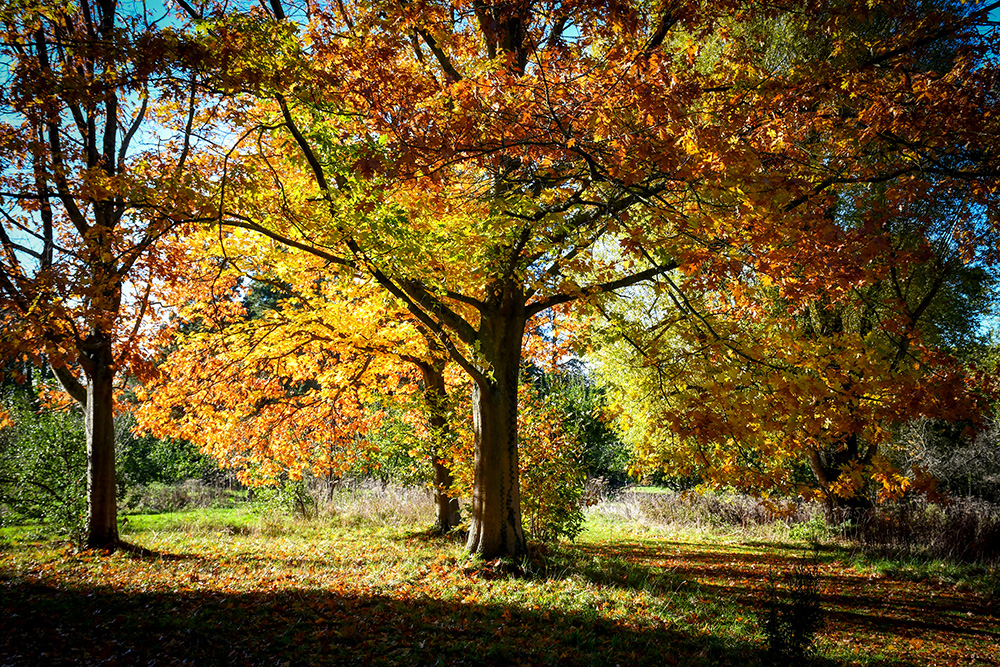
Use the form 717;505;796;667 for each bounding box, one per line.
2;514;997;666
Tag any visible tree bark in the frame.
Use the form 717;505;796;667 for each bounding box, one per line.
432;458;461;531
465;293;527;558
416;360;461;532
82;336;119;549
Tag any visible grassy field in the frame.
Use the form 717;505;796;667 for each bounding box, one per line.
1;504;998;666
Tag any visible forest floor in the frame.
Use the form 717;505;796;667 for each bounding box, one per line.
0;508;998;666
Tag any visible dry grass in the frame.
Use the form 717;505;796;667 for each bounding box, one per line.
313;480;438;527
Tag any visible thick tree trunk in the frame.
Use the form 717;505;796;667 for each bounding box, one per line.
83;341;119;550
465;299;527;558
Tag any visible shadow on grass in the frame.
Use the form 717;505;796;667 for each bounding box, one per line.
522;540;1000;653
0;568;844;667
116;541;207;562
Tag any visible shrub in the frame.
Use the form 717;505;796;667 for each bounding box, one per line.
518;382;589;542
851;496;1000;563
444;379;590;542
757;554;825;665
789;513;837;546
0;396;86;540
251;478;317;519
524;363;631;490
115;411;220;492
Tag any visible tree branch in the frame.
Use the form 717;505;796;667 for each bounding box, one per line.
50;359;87;406
415;28;462;82
526;261;676;317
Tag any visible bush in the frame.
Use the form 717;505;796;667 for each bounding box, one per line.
115;411;220;492
251;478;317;519
518;382;589;542
344;410;433;488
524;363;631;490
444;378;590;542
757;554;825;665
788;513;838;546
0;396;86;539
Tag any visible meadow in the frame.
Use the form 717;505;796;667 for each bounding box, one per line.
1;488;998;667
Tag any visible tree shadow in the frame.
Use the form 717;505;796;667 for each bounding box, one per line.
116;540;205;562
2;571;777;667
518;540;995;662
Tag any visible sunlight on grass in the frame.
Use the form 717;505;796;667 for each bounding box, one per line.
2;506;998;666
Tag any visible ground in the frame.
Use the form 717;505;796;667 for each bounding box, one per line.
0;509;997;666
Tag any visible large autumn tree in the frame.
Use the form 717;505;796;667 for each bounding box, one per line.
0;0;215;548
183;0;1000;556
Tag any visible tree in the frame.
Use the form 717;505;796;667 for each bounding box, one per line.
590;2;1000;514
136;228;470;528
137;224;582;532
593;186;997;512
187;0;999;555
0;0;213;548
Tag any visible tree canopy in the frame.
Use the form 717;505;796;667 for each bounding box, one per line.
2;0;999;554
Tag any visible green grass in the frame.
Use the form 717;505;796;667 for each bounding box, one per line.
846;551;1000;597
1;508;998;666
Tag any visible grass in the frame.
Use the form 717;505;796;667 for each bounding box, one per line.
1;501;998;667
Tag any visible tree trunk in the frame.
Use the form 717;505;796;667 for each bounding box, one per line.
806;437;875;537
415;359;461;532
83;340;119;550
465;299;527;558
432;459;461;531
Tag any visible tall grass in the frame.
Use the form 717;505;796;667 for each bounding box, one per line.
310;479;437;527
121;479;243;514
847;496;1000;564
121;476;1000;566
592;487;1000;565
590;489;827;541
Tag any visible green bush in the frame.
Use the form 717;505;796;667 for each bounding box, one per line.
251;478;317;519
0;396;86;540
524;363;630;489
520;446;587;542
346;410;432;488
115;411;218;491
518;382;589;542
